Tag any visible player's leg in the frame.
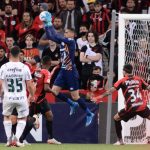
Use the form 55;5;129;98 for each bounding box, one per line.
2;101;14;146
138;106;150;120
113;113;123;145
15;101;29;147
52;84;77;108
114;109;136;145
40;99;61;144
11;108;18;135
70;90;94;126
19;102;39;143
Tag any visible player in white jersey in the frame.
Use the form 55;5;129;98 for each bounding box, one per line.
0;46;35;147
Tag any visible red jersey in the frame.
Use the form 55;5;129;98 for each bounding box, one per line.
114;75;149;112
33;69;51;103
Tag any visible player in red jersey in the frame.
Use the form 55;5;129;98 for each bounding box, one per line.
19;56;61;144
92;64;150;145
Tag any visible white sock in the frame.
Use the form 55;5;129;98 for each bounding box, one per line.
3;120;12;141
15;120;26;141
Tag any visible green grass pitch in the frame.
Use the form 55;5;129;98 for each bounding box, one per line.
0;144;150;150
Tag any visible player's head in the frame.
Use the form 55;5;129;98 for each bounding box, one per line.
41;56;51;69
123;64;133;75
10;46;20;58
64;28;75;38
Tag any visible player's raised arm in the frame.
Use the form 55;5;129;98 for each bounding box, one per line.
39;11;74;45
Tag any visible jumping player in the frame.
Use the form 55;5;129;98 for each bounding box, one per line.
39;11;94;126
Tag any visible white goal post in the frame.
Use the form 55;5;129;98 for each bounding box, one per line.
118;14;150;144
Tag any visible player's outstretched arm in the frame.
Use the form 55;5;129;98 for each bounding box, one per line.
91;87;116;103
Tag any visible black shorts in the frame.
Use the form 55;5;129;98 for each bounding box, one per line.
118;106;150;122
29;99;51;116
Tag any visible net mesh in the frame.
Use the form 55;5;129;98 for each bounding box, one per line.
122;19;150;144
125;19;150;83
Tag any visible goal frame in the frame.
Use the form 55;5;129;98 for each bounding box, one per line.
118;13;150;144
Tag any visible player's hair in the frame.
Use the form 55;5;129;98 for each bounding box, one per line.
41;56;51;65
123;64;133;74
10;46;20;57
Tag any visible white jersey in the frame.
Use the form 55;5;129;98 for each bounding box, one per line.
0;62;32;101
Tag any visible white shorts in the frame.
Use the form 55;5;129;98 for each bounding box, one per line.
2;99;29;118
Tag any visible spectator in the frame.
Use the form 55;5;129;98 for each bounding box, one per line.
42;40;60;71
121;0;141;14
1;3;19;37
86;66;105;101
0;46;8;67
5;36;15;57
80;31;103;89
56;0;67;16
33;3;49;41
89;1;111;35
82;0;95;29
76;24;89;51
14;11;39;48
22;34;40;70
60;0;82;34
0;17;5;43
111;0;126;12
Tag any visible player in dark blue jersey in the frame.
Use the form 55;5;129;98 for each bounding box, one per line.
39;11;94;126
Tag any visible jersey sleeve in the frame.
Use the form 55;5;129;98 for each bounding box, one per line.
43;69;51;84
24;65;32;81
113;78;123;90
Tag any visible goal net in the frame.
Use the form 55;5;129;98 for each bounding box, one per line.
118;14;150;144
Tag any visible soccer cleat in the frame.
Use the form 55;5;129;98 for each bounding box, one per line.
69;102;79;116
86;112;95;127
39;11;52;26
47;138;61;145
33;114;40;130
113;139;124;145
16;141;25;147
23;140;31;145
5;141;12;147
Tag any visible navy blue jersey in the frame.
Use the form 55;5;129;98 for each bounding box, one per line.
45;26;76;70
45;26;79;90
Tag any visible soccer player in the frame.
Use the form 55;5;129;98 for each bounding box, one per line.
92;64;150;145
0;46;35;147
39;11;94;126
19;56;61;144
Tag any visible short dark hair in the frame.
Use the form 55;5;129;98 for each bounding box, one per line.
0;46;5;52
10;46;20;57
123;64;133;74
93;66;101;71
41;56;51;65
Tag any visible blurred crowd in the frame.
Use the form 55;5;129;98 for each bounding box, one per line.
0;0;149;93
